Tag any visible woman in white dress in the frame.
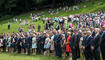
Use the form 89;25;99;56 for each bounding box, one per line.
32;34;37;55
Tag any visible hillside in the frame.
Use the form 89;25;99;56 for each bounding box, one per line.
0;0;105;33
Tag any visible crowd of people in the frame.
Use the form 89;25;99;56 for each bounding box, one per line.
0;11;105;60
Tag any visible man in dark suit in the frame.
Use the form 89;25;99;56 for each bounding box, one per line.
37;35;42;54
25;33;32;55
2;34;7;52
17;35;22;54
37;33;46;54
83;31;93;60
14;34;18;53
100;26;105;60
40;33;46;54
70;30;80;60
54;31;62;58
91;28;101;60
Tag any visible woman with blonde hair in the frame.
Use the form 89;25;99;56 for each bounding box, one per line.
32;34;37;55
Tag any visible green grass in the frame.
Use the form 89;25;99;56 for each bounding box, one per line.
0;52;102;60
0;53;59;60
0;0;105;34
0;52;70;60
0;52;86;60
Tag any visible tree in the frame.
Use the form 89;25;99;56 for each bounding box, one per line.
0;0;3;7
5;0;17;13
0;0;4;12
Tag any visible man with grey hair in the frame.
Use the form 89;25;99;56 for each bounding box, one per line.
91;28;101;60
83;31;94;60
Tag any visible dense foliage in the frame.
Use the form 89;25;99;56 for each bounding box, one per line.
0;0;90;14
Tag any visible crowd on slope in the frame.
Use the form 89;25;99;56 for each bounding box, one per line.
0;11;105;60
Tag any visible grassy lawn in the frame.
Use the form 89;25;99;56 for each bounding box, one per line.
0;52;85;60
0;52;64;60
0;53;59;60
0;52;102;60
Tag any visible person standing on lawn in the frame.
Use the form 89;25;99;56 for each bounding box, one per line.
38;24;41;32
8;22;10;30
82;31;94;60
32;34;37;55
70;30;80;60
91;28;101;60
66;32;72;60
2;34;7;52
44;34;50;56
54;30;62;58
17;33;22;54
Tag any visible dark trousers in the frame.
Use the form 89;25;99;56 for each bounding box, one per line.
3;45;6;52
101;46;105;60
76;46;80;58
17;45;21;54
27;44;30;55
37;44;41;54
84;50;93;60
72;48;77;60
92;49;101;60
54;44;62;58
37;43;44;54
14;45;17;53
8;25;10;29
66;52;69;56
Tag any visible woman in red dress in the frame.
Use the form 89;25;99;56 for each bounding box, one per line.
66;32;72;60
